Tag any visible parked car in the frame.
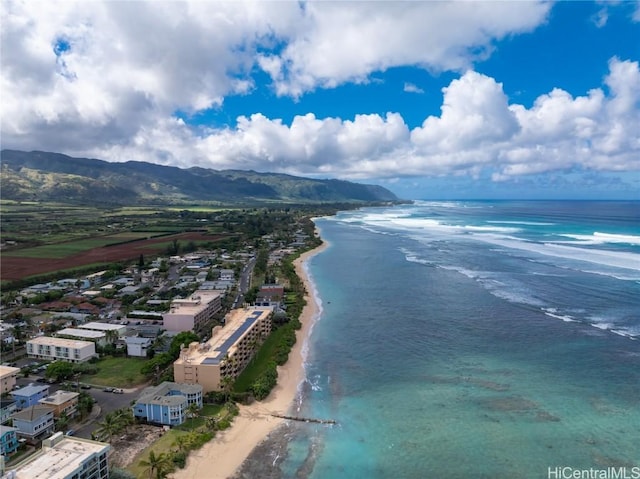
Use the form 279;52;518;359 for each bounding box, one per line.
80;384;92;390
102;387;114;393
112;388;124;394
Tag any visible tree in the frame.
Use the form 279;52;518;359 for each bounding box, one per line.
112;408;134;435
55;412;70;432
46;361;74;382
139;451;173;479
94;412;123;443
186;402;200;428
138;254;145;270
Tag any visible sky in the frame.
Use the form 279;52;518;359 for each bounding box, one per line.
1;1;639;200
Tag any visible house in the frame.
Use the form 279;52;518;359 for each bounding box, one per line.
0;399;17;425
0;366;20;395
26;336;96;363
10;404;55;444
2;431;110;479
0;425;19;457
219;269;235;281
132;382;203;427
125;337;153;357
11;384;50;410
38;390;79;418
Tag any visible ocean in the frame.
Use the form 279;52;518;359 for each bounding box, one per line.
237;200;640;479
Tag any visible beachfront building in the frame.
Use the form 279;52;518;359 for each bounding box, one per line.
162;290;223;333
2;431;110;479
10;404;55;444
38;390;79;418
173;307;272;392
132;382;203;426
0;366;20;395
26;337;96;363
55;328;107;347
10;384;50;410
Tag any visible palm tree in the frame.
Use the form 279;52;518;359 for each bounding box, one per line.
138;451;172;479
55;412;70;433
112;407;134;435
220;375;235;404
185;402;200;428
93;412;122;443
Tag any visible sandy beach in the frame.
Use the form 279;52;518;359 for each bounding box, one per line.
171;241;327;479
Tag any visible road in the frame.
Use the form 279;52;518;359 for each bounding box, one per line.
13;366;141;440
234;257;255;308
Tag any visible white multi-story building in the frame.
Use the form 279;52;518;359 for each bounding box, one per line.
163;290;223;332
26;337;96;363
55;328;107;346
1;431;110;479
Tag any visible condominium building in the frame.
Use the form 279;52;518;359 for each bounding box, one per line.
0;366;20;395
2;431;110;479
26;337;96;363
173;307;272;392
163;290;223;332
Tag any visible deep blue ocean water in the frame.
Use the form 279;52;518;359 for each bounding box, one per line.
272;201;640;479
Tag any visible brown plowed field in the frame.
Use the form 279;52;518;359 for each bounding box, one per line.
1;232;223;281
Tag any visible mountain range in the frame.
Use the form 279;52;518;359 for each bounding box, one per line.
0;150;399;205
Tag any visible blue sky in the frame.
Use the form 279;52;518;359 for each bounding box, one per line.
2;1;639;200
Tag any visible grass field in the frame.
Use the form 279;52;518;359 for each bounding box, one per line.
84;356;147;387
2;232;174;258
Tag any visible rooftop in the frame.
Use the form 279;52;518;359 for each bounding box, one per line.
78;321;125;331
167;290;222;315
39;390;79;406
0;365;20;378
28;336;94;349
11;404;54;421
6;432;110;479
11;383;50;397
56;328;105;339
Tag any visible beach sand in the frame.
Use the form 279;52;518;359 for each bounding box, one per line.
171;241;327;479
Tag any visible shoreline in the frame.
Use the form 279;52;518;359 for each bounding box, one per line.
171;239;328;479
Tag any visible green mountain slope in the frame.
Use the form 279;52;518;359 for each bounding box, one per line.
1;150;399;205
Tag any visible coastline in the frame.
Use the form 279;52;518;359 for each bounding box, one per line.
171;239;328;479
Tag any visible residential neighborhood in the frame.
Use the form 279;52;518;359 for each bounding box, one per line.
0;223;319;478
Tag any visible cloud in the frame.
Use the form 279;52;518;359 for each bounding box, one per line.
62;58;638;185
403;83;424;94
257;1;551;97
1;1;638;188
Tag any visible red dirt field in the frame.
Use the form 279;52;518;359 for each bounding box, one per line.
1;232;224;281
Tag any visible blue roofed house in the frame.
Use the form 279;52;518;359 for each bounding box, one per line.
0;425;19;457
132;382;203;427
10;404;55;444
10;383;50;410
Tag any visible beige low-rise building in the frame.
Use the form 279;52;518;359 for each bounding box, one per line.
163;290;223;332
173;307;272;392
0;366;20;395
38;390;79;418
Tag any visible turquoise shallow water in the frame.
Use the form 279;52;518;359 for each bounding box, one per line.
254;201;640;479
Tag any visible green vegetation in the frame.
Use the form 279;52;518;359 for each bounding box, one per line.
84;357;147;387
127;402;239;479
